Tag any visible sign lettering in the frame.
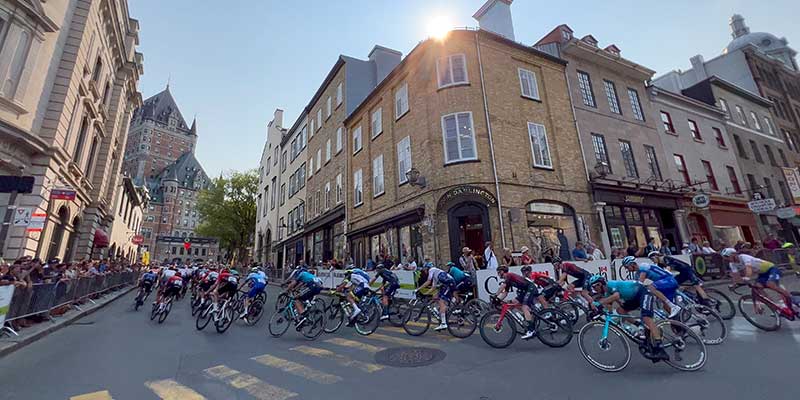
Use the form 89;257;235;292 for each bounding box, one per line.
748;198;777;213
624;195;644;204
781;167;800;204
439;186;497;206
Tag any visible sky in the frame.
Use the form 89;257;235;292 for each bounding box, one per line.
128;0;800;178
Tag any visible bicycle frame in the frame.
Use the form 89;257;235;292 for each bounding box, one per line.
747;284;796;320
493;302;527;330
596;310;645;344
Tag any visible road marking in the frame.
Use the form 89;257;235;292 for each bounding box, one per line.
291;345;384;373
204;365;297;400
70;391;113;400
324;337;385;354
251;353;342;384
145;379;205;400
363;332;440;348
381;326;460;341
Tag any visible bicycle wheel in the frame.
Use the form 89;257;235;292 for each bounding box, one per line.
134;290;143;311
246;299;265;326
387;301;406;327
705;288;735;320
276;292;290;310
478;310;516;348
150;302;159;321
403;301;431;336
216;305;235;333
446;305;477;338
577;321;631;372
680;304;726;345
556;301;581;333
195;304;212;331
268;310;291;337
738;294;780;331
657;320;707;372
299;309;326;340
535;308;573;348
464;298;490;321
324;302;345;334
355;303;381;336
158;298;172;324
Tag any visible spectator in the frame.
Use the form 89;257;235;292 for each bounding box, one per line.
501;247;515;266
572;241;590;261
763;234;781;250
63;263;78;280
365;257;376;271
86;261;100;276
0;263;26;288
681;243;692;255
626;241;641;257
26;258;46;284
98;258;109;273
610;247;623;262
483;241;498;270
407;257;418;271
701;241;716;255
459;247;477;273
587;242;605;260
660;239;673;256
644;238;658;254
520;246;533;265
688;238;701;255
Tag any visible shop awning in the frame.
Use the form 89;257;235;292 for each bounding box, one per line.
93;229;110;248
710;209;757;227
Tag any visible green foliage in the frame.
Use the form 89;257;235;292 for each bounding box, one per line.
196;169;258;262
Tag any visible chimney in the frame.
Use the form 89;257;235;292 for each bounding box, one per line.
273;109;284;128
473;0;515;41
729;14;750;39
368;45;402;84
690;55;707;81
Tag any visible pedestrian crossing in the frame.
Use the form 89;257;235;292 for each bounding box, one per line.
68;324;459;400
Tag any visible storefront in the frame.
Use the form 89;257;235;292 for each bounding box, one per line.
348;207;426;268
437;185;497;264
708;200;758;245
303;205;345;265
525;201;580;261
593;186;683;252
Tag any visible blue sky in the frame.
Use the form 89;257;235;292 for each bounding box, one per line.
128;0;799;177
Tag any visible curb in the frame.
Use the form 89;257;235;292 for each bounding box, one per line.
0;285;136;358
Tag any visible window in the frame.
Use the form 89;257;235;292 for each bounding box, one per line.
92;56;103;82
325;182;331;210
309;119;314;137
750;140;763;163
308;157;314;177
371;108;382;138
326;96;332;118
733;135;747;158
281;150;287;172
718;98;730;118
397;136;412;184
735;105;747;126
325;139;331;163
764;177;776;199
73;116;90;163
712;127;725;147
603;80;621;114
0;25;33;100
336;82;343;106
518;68;540;100
442;112;477;163
316;191;321;215
644;145;662;181
316;109;322;130
395;82;409;119
726;166;742;194
316;149;321;171
373;155;384;197
778;148;788;167
354;169;363;206
437;54;468;88
628;88;644;121
336;174;342;204
701;160;719;191
751;112;762;131
764;145;778;166
576;71;596;107
280;184;286;205
660;111;675;133
674;154;690;184
591;134;610;172
688;120;702;140
528;123;552;168
336;127;343;153
619;140;638;178
353;126;362;154
764;117;776;135
783;130;797;152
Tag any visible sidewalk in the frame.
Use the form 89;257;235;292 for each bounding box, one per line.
0;285;136;357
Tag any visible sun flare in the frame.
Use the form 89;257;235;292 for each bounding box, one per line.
426;15;452;40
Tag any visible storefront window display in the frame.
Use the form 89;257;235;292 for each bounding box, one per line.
526;201;578;262
605;205;665;250
313;231;323;265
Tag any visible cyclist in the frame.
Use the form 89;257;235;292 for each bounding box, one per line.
239;266;268;320
137;268;158;305
415;264;456;331
335;268;372;326
368;264;400;321
161;271;184;304
648;251;711;306
285;267;322;321
209;268;239;314
521;265;558;308
621;256;681;318
494;265;539;340
721;248;796;304
445;261;473;305
154;265;178;305
589;275;669;361
552;257;596;310
197;266;218;308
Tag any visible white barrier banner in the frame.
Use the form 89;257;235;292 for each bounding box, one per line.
0;285;15;327
314;269;418;300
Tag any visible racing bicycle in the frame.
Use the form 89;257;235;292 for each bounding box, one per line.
323;289;381;335
268;295;326;340
732;281;800;331
478;296;573;348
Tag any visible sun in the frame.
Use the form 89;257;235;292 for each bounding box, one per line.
426;15;452;40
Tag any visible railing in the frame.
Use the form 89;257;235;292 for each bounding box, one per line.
1;271;139;337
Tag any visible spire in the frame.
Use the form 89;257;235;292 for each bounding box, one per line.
730;14;750;39
190;116;197;135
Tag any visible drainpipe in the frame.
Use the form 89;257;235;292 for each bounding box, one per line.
475;30;507;249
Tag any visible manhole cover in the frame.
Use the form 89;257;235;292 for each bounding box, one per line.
374;347;446;367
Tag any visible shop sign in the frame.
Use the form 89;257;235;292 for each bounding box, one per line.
782;167;800;204
692;194;710;209
776;207;797;219
132;235;144;245
624;195;644;204
528;202;565;214
50;188;76;200
439;186;497;207
748;198;776;213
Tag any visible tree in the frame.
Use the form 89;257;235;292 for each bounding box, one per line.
196;169;258;264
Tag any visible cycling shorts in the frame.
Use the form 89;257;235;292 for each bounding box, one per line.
570;274;588;288
199;281;213;292
217;282;237;298
515;285;539;308
164;285;181;298
383;282;400;297
756;266;781;285
454;279;473;293
247;282;266;298
540;284;560;301
674;266;701;286
297;283;321;302
140;281;153;291
651;277;679;302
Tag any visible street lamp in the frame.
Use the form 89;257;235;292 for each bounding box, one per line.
405;168;427;188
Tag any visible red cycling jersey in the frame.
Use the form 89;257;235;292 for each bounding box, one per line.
217;271;232;284
167;275;183;286
527;271;555;287
560;262;589;278
503;273;531;291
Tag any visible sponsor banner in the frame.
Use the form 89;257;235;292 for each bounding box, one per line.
0;285;15;327
50;188;76;201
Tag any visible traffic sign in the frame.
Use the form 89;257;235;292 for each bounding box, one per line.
131;235;144;245
748;198;776;213
13;207;32;226
50;188;76;200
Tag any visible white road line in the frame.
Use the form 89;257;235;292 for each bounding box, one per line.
204;365;297;400
70;391;114;400
145;379;206;400
251;353;342;384
363;332;440;348
324;337;386;354
291;345;384;373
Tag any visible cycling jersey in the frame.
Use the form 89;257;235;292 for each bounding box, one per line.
637;264;672;281
141;272;157;284
295;271;318;286
734;254;775;274
528;271;555;288
606;280;643;301
161;269;176;281
503;272;532;292
217;271;238;286
663;256;700;285
560;262;589;278
427;267;449;286
167;275;183;287
448;266;468;283
247;271;267;285
376;269;399;285
205;272;219;282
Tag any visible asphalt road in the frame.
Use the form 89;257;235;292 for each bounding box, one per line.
0;281;798;400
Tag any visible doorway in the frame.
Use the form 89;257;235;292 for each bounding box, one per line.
448;202;490;264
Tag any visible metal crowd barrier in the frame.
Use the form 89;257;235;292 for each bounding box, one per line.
1;271;139;337
690;248;798;280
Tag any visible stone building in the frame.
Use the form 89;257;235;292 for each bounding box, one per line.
108;176;147;262
254;109;285;265
0;0;142;261
535;25;684;256
274;112;308;268
343;3;594;266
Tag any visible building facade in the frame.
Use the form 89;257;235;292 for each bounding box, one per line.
254;109;285;264
108;176;146;261
0;0;142;261
275;113;309;268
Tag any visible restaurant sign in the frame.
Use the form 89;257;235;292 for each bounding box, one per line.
438;185;497;207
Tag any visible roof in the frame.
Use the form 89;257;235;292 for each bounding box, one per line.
136;86;192;133
704;76;773;107
147;152;210;201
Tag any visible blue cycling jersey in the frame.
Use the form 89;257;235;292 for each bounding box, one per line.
296;271;317;285
637;264;672;281
352;268;370;281
247;271;267;285
141;272;156;283
448;266;467;282
606;280;643;301
663;256;691;272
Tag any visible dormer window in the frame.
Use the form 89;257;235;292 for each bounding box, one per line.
581;35;598;47
561;30;572;41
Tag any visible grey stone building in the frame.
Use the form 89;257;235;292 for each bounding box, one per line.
254;109;285;265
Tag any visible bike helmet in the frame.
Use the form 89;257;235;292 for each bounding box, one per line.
588;275;606;287
375;264;386;272
421;262;432;270
343;268;354;277
647;251;662;259
520;265;532;275
445;261;456;268
720;248;737;257
250;266;261;273
551;256;562;264
620;256;636;267
782;242;795;249
231;270;239;276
